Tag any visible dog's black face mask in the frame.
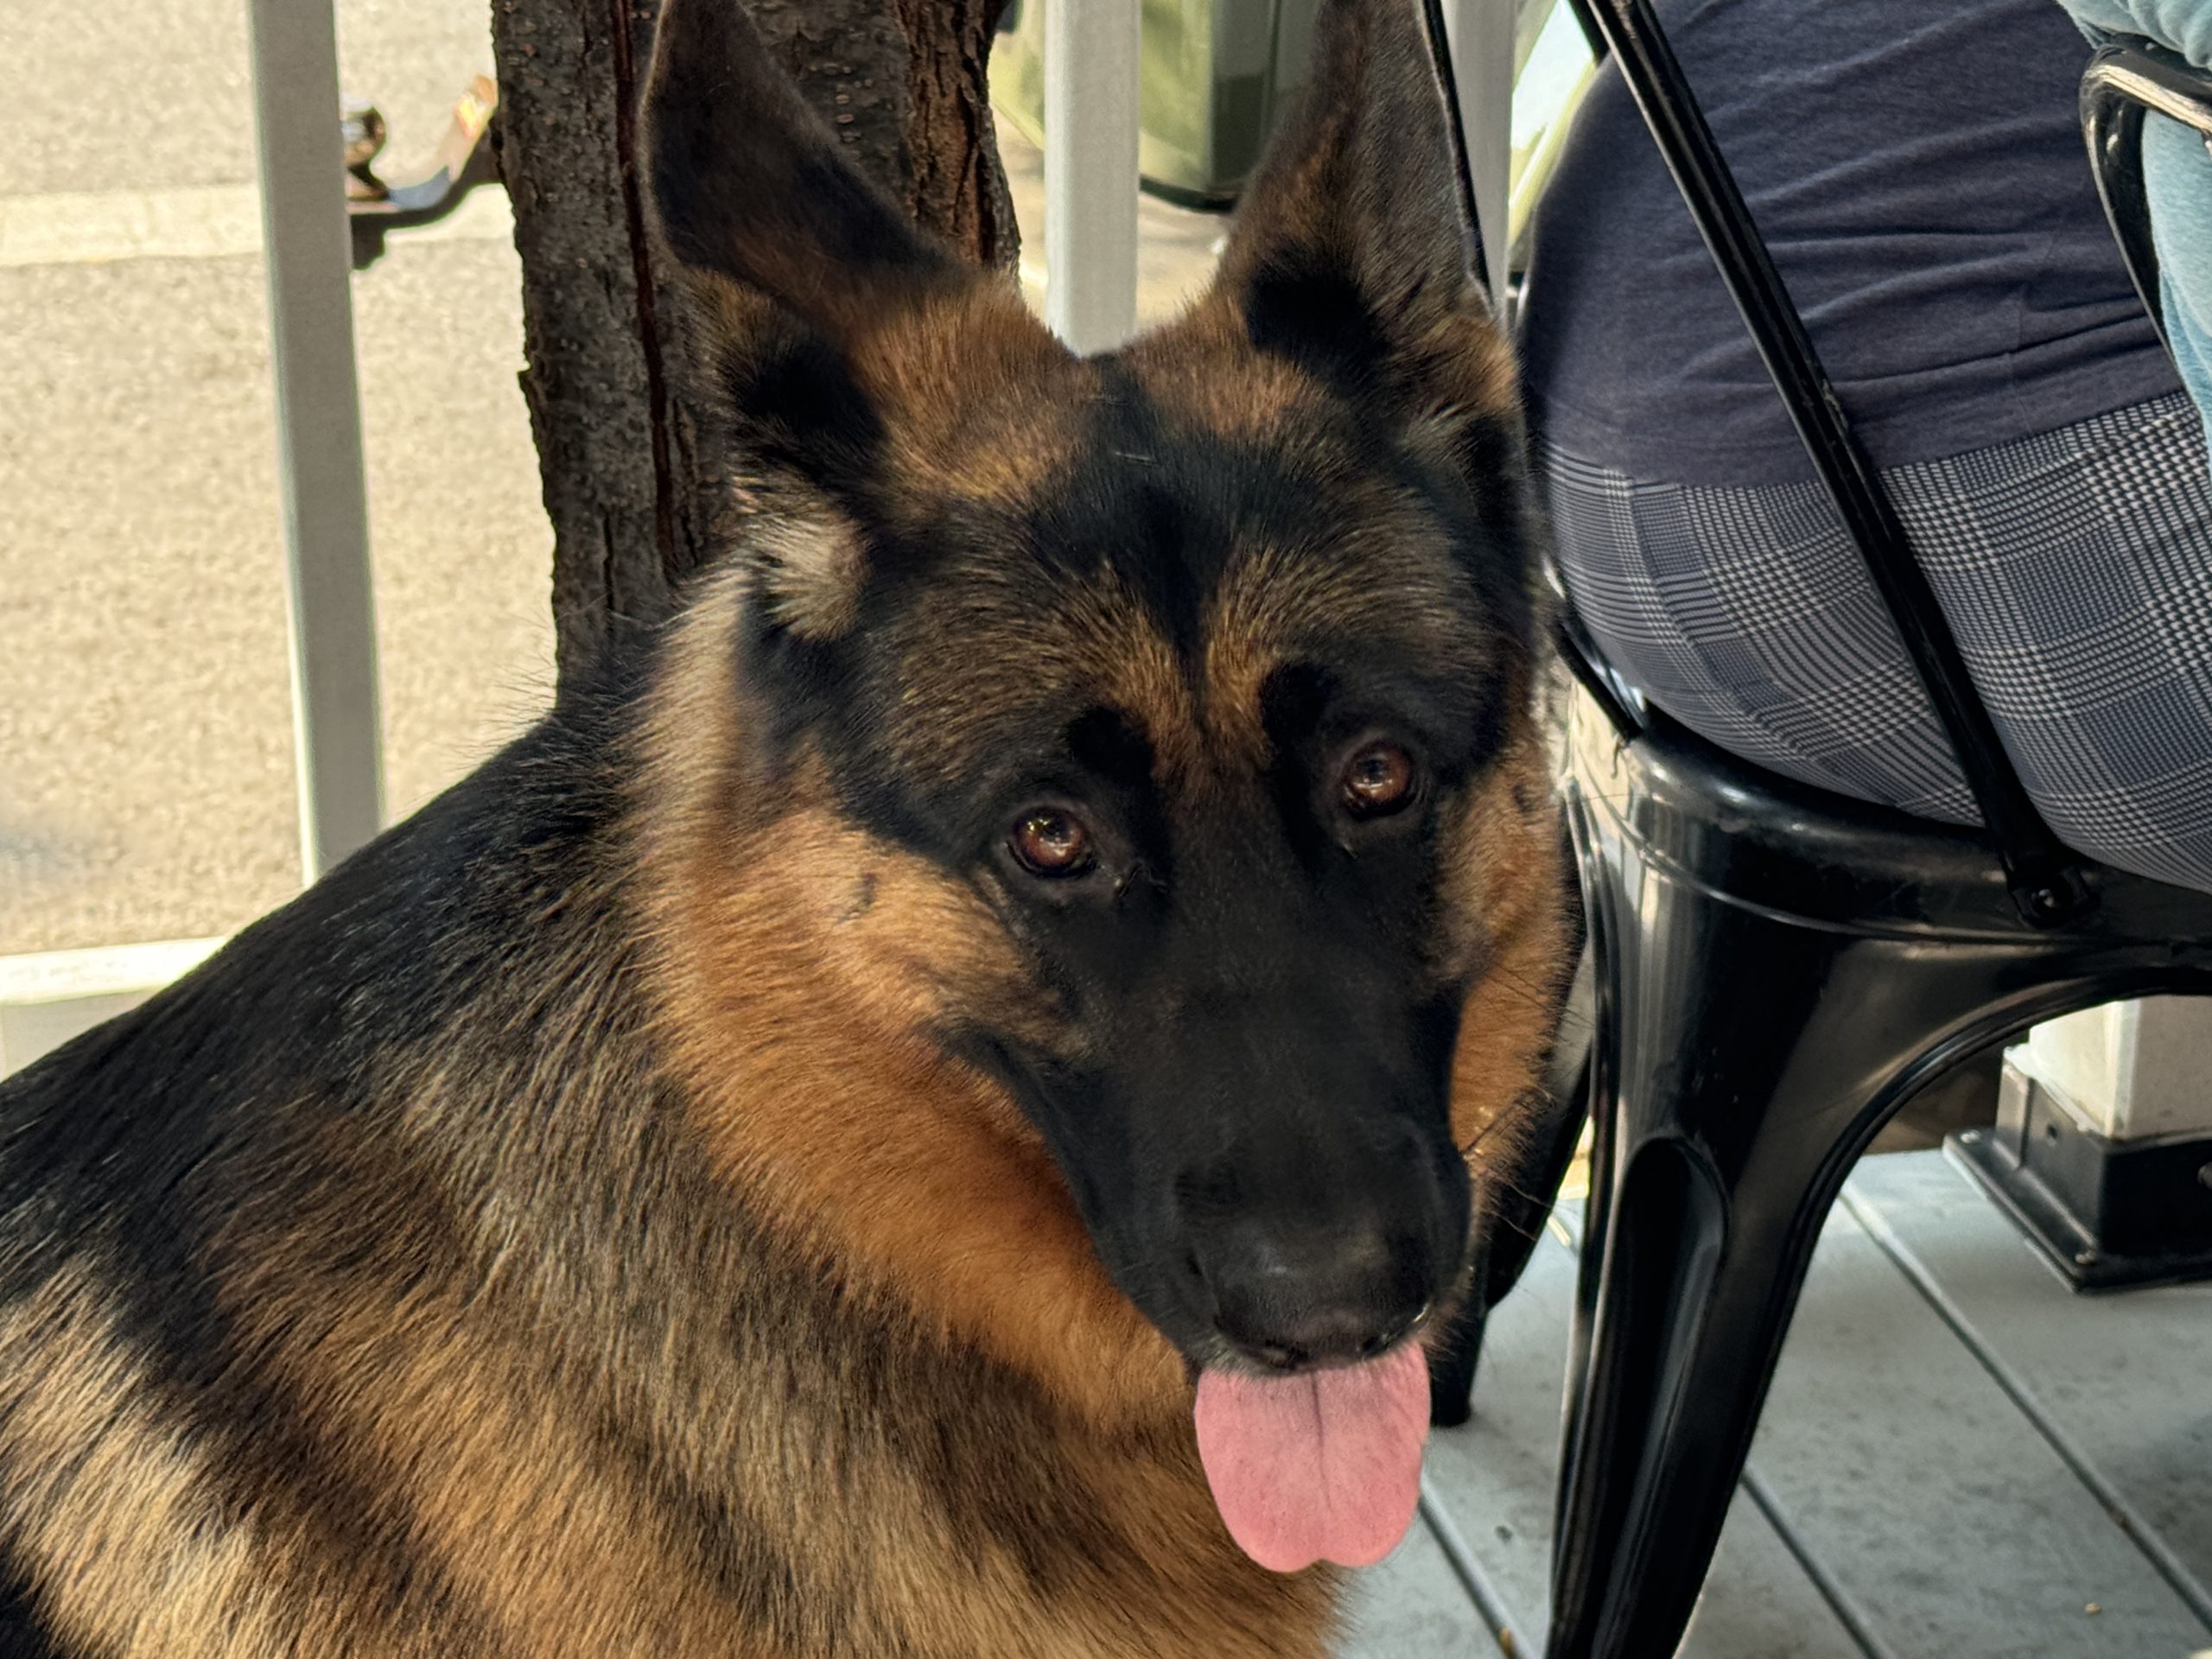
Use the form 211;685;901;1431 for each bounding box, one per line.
834;453;1522;1383
644;0;1573;1575
965;709;1482;1379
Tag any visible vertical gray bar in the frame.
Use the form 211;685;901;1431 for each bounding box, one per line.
1440;0;1515;315
1044;0;1141;353
245;0;386;880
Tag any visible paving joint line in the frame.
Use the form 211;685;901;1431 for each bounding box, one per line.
1419;1472;1538;1658
0;182;512;270
1840;1179;2212;1636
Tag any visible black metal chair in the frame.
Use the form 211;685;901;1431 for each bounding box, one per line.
1490;5;2212;1655
2082;35;2212;359
1547;677;2212;1659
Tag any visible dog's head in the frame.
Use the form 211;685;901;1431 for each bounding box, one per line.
641;0;1571;1555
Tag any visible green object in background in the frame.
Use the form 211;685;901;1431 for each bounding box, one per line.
993;0;1320;208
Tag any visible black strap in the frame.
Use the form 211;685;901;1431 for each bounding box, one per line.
1560;0;2091;925
1421;0;1494;302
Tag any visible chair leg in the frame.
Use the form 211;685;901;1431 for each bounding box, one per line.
1545;806;2030;1659
1433;1053;1592;1428
1427;1296;1488;1428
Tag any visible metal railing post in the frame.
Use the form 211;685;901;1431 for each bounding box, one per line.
245;0;386;881
1439;0;1516;315
1043;0;1141;353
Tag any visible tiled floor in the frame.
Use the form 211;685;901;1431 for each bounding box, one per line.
1338;1150;2212;1659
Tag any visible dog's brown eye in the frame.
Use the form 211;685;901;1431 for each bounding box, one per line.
1340;742;1417;817
1010;809;1095;877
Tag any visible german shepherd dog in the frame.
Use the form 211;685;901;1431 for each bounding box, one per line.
0;0;1572;1652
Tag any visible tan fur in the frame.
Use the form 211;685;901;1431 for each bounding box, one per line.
750;504;872;641
0;1268;423;1658
697;275;1084;519
1123;302;1326;442
228;1262;753;1656
1200;513;1501;766
1440;734;1577;1161
854;285;1082;509
640;575;1184;1433
888;557;1205;785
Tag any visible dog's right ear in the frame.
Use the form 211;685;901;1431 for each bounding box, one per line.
642;0;1058;638
642;0;961;350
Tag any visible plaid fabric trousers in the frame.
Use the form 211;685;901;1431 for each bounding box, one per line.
1542;391;2212;893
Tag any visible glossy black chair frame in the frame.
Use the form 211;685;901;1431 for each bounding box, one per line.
1522;4;2212;1656
2082;35;2212;354
1548;663;2212;1659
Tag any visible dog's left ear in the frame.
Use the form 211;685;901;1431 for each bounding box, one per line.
1201;0;1510;423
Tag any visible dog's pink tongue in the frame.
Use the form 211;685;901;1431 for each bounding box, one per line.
1192;1341;1430;1573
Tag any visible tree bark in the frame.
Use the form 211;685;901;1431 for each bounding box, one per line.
490;0;1018;686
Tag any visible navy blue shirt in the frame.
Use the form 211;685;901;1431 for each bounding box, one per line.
1517;0;2183;486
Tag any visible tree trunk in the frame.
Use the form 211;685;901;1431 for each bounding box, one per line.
490;0;1019;686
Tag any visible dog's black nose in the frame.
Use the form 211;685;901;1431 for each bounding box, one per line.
1195;1221;1436;1370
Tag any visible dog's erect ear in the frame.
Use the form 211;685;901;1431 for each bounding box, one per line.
641;0;1065;639
1203;0;1503;404
642;0;962;346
